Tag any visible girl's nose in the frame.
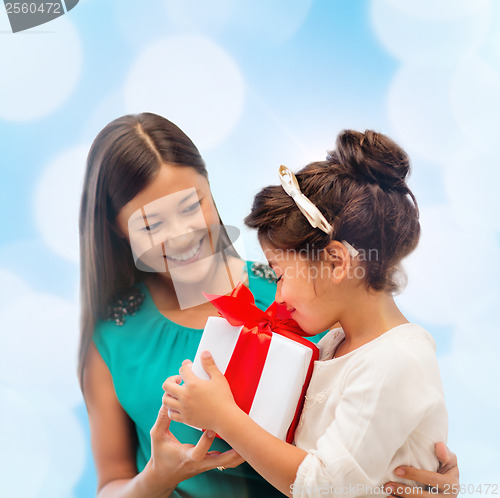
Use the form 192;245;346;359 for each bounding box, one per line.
274;283;285;305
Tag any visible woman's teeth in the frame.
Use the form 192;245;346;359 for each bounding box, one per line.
166;238;203;261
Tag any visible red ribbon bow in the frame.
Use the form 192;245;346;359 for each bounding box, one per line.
205;283;319;443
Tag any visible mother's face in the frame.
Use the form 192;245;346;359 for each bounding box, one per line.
116;163;221;284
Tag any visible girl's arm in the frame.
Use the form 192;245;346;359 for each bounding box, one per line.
84;342;242;498
163;352;308;496
164;346;447;498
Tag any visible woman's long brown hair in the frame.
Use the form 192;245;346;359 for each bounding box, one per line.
78;113;235;388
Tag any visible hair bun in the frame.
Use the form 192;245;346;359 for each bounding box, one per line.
327;130;410;190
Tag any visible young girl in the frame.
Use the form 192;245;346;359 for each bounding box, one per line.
162;129;450;497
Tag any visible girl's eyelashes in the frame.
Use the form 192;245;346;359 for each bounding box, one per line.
276;274;283;283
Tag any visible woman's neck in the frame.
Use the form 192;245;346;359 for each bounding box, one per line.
147;256;245;312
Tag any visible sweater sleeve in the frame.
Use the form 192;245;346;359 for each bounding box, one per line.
293;332;446;497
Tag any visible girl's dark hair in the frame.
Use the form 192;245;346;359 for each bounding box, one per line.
245;129;420;294
78;112;233;387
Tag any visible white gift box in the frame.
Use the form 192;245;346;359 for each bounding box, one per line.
192;316;316;441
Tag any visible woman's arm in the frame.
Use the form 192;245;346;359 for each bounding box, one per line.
84;342;242;498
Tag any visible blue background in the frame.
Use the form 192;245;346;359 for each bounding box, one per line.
1;1;499;496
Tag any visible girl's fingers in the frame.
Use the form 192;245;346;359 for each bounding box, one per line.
163;380;183;398
179;361;198;383
162;392;182;410
162;375;182;390
166;408;182;423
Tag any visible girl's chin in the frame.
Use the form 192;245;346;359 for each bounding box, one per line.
293;316;322;337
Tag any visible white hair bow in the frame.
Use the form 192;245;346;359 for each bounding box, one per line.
278;165;359;258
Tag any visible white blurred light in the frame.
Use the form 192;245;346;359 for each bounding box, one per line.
34;145;89;262
0;388;50;498
0;268;32;306
81;92;126;144
387;63;466;162
231;0;314;44
444;148;500;232
397;206;500;326
33;393;87;498
450;56;500;155
0;16;82;121
164;0;234;35
378;0;490;21
371;0;489;65
124;35;245;150
0;291;82;406
112;0;174;47
450;320;500;409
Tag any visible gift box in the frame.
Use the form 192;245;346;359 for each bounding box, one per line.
192;283;319;443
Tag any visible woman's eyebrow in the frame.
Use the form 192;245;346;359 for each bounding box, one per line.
179;190;199;205
132;212;160;224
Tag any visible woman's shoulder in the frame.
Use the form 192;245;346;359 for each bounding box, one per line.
104;284;147;326
93;283;148;339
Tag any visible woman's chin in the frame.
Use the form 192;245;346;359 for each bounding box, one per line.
167;253;220;285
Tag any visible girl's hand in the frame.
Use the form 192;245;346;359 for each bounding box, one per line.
384;443;459;498
146;404;244;490
162;351;239;433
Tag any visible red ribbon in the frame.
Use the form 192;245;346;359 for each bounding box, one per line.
205;283;319;443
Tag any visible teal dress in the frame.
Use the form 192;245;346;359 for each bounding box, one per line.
94;261;325;498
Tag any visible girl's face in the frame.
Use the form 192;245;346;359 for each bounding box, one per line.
262;244;344;335
116;163;221;284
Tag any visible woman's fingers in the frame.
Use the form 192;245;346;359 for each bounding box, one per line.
393;466;457;491
206;448;245;470
435;442;459;477
150;405;171;439
190;430;216;461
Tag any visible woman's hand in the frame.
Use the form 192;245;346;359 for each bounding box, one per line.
385;443;459;497
162;351;239;433
145;403;244;491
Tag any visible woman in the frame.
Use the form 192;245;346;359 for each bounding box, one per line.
78;113;459;497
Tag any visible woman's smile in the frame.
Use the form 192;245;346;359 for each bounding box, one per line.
163;235;205;266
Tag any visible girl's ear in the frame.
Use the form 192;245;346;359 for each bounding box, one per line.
324;240;352;284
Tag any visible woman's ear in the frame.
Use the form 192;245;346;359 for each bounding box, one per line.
324;240;352;284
